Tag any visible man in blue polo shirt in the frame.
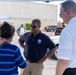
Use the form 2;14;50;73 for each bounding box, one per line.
19;19;56;75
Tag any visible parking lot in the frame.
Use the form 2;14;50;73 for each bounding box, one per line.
12;30;57;75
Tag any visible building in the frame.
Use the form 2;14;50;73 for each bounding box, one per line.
0;1;64;29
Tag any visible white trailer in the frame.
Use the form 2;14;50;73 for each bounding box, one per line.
0;1;64;29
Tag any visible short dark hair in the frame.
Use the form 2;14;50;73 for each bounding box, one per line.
0;21;15;39
32;19;41;26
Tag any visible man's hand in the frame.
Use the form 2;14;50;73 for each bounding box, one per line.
38;57;46;64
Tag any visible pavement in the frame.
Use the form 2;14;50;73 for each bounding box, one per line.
12;31;57;75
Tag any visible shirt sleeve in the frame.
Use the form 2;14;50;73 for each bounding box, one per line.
45;35;56;50
19;32;30;43
14;47;26;68
19;34;25;43
57;30;73;60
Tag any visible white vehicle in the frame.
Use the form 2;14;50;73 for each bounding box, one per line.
0;14;13;26
50;35;60;59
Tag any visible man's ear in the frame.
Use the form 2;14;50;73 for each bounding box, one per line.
66;10;70;15
39;25;41;28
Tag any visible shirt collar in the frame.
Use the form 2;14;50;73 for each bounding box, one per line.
68;17;76;24
31;30;41;37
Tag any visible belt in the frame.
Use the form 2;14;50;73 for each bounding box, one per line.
26;59;38;63
63;68;76;75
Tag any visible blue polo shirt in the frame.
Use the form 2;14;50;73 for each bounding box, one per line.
19;31;56;62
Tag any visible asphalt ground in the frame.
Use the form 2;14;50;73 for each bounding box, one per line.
12;30;57;75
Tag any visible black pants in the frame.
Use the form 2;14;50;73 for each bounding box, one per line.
63;68;76;75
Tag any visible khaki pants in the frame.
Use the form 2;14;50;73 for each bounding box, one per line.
20;61;44;75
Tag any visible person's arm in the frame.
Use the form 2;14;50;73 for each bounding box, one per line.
39;47;57;64
17;28;20;35
18;41;25;49
55;59;69;75
55;29;72;75
15;47;26;68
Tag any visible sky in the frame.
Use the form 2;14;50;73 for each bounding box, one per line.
0;0;46;2
0;0;68;2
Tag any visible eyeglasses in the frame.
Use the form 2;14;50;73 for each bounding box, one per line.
31;25;38;28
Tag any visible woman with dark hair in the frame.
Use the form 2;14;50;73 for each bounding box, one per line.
0;21;26;75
